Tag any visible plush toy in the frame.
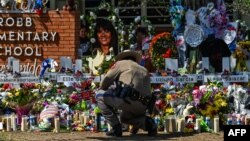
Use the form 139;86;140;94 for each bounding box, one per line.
184;114;196;132
183;104;194;117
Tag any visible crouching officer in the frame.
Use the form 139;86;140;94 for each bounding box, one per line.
95;50;157;137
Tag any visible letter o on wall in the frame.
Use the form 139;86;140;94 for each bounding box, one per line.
6;17;15;27
14;47;23;56
24;47;33;56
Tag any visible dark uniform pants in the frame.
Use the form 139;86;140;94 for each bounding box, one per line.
96;89;148;130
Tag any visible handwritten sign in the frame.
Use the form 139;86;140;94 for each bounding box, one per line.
204;75;248;82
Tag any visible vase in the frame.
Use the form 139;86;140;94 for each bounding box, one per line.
15;106;32;125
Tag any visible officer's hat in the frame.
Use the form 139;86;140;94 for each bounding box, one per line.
115;50;141;63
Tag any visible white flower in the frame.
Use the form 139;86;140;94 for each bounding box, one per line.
1;0;9;7
121;30;126;35
90;38;96;43
80;15;84;20
56;96;61;101
130;44;135;49
109;47;113;52
112;16;116;21
120;38;124;42
134;16;141;23
90;11;97;19
114;8;119;14
105;55;112;61
132;30;136;34
148;25;152;30
129;34;133;39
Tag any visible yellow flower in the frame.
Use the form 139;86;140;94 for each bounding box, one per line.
220;100;227;107
33;93;39;97
7;92;12;97
15;92;20;96
2;99;6;104
166;94;172;101
165;107;174;114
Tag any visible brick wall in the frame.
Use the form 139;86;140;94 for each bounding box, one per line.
0;10;80;66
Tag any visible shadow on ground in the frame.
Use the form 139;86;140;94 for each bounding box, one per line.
87;132;198;141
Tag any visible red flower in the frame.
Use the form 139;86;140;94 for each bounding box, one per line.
162;48;172;58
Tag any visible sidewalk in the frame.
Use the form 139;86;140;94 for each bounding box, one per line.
0;131;223;141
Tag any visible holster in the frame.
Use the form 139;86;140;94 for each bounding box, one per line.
114;81;151;106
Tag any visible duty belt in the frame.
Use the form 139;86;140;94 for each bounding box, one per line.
128;90;151;105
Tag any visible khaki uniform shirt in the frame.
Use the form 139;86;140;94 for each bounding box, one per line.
100;60;151;97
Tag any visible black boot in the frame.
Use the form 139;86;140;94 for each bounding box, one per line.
106;124;122;137
130;126;139;136
145;117;157;137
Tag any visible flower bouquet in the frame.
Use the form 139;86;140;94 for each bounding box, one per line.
1;83;41;124
192;81;231;120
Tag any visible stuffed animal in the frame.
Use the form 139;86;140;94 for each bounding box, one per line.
183;104;194;117
184;114;196;132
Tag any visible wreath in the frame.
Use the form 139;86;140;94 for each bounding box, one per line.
149;32;177;70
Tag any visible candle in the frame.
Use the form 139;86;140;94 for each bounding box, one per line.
205;117;211;128
74;112;79;121
227;118;232;125
29;115;36;130
195;119;201;133
21;116;27;131
54;117;60;133
165;117;176;133
214;117;220;133
79;114;84;124
6;116;11;132
107;123;111;131
245;116;250;125
66;115;71;130
177;118;185;132
11;115;17;131
83;115;89;126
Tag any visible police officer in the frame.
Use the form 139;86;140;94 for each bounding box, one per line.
95;50;157;137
